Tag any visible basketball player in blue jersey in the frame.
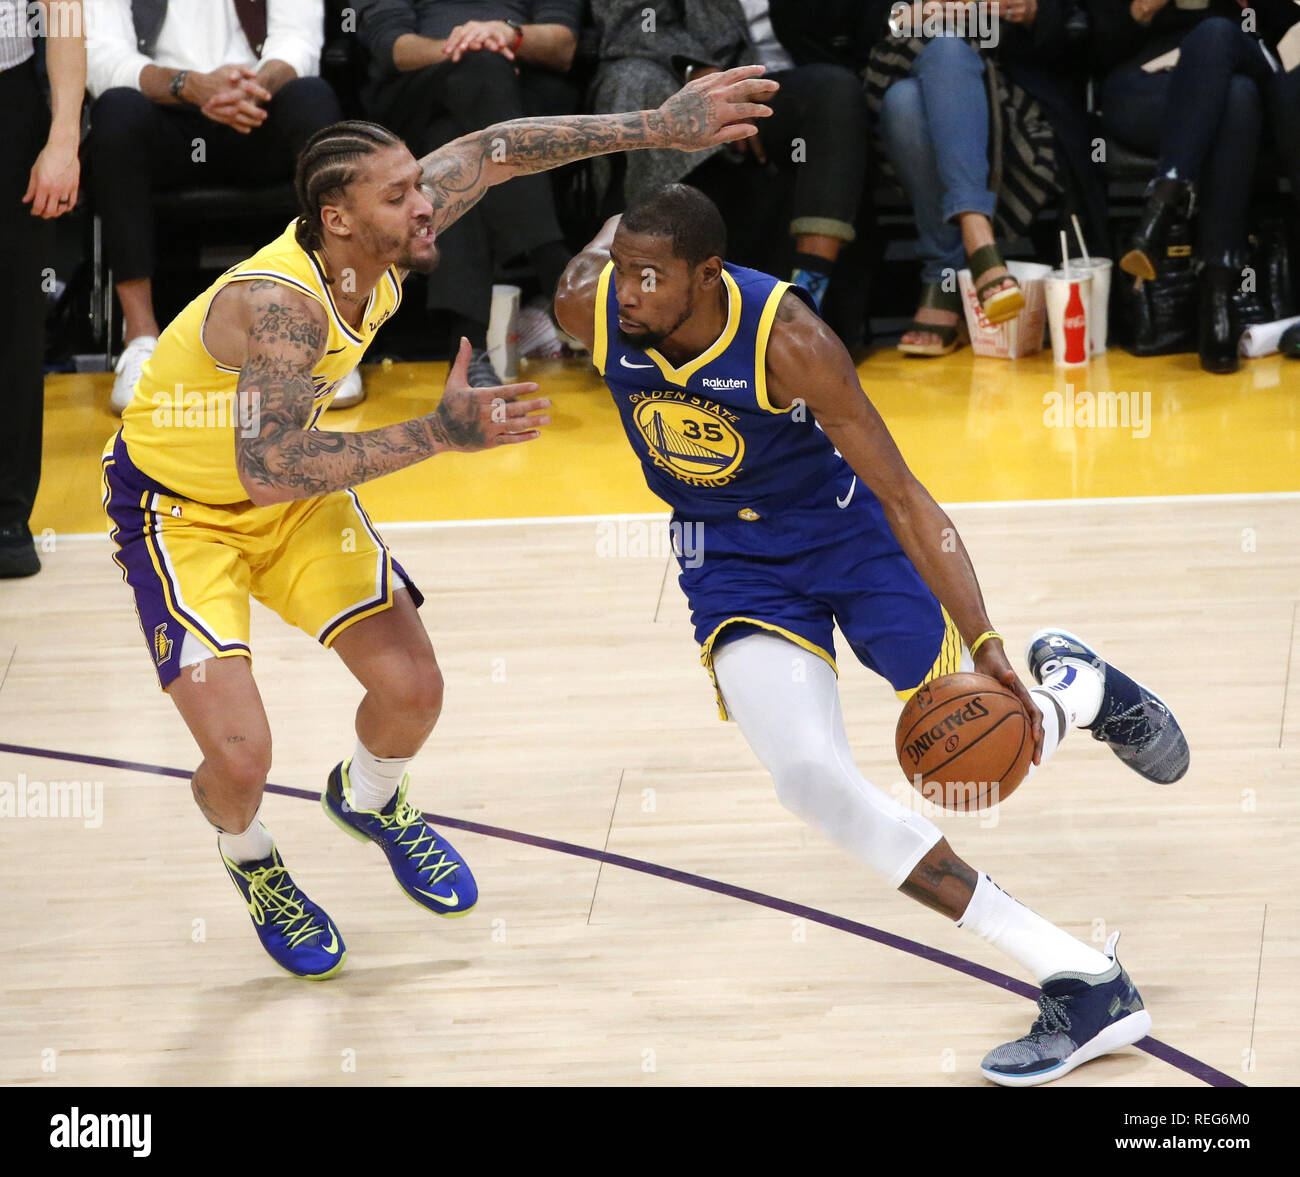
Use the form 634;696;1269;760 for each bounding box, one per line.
101;69;779;982
555;185;1190;1087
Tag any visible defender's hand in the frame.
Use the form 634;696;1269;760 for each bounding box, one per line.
430;337;551;452
656;64;778;151
973;640;1045;765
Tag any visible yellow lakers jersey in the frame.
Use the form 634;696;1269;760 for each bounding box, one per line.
117;221;403;504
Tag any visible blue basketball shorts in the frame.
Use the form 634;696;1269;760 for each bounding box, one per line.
678;496;963;719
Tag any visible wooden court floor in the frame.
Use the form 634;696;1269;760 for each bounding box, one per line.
2;483;1297;1085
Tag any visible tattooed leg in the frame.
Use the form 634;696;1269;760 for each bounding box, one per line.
899;838;978;919
910;837;1113;980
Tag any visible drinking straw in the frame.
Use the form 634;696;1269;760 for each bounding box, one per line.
1071;213;1091;265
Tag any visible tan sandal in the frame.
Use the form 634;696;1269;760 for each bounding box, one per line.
969;243;1025;324
898;283;967;357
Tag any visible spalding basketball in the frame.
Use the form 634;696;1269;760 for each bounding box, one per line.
895;673;1035;812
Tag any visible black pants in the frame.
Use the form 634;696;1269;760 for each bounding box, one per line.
365;50;578;323
760;63;869;242
87;77;342;280
1101;18;1272;264
0;58;50;530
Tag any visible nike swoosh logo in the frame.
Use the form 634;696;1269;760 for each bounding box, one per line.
619;356;654;369
415;887;460;907
326;346;348;355
321;926;340;954
835;477;857;509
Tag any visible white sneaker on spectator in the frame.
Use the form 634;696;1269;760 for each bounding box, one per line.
329;365;366;409
517;296;564;359
110;335;157;415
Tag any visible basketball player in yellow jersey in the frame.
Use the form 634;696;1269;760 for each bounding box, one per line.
102;67;779;980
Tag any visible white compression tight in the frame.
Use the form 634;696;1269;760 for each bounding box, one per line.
712;630;945;888
712;630;1115;980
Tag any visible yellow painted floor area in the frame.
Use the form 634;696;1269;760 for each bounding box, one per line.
36;346;1299;535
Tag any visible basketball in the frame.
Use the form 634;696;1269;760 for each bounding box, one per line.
895;673;1035;812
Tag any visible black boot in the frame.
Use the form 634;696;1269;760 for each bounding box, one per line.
1199;265;1241;375
1121;178;1195;282
0;521;40;579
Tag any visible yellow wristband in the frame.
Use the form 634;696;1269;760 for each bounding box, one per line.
969;630;1002;657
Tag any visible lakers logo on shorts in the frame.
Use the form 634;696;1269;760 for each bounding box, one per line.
153;623;174;666
633;397;744;487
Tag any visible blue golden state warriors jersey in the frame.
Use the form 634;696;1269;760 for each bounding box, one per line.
594;261;868;556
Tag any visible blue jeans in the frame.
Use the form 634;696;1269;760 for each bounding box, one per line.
1100;18;1268;265
879;38;997;285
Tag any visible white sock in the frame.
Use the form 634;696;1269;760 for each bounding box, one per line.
1039;663;1104;728
347;740;410;811
958;872;1111;982
1022;688;1065;781
217;807;275;865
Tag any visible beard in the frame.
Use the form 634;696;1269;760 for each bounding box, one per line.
357;218;439;273
616;295;694;352
617;325;666;351
398;240;440;274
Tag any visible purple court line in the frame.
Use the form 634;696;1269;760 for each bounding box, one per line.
1;740;1243;1088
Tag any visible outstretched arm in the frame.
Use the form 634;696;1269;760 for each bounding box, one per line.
554;215;622;352
231;282;550;506
764;293;1045;761
418;65;777;234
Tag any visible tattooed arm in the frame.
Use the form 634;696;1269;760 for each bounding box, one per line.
229;282;551;506
419;65;777;234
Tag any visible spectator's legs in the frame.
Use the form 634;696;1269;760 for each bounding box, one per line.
1104;26;1265;281
263;76;344;160
1196;75;1261;266
1154;18;1269;192
419;53;572;292
908;37;1010;296
880;77;964;348
0;59;49;571
1270;68;1300;217
880;79;964;284
87;88;193;343
1098;68;1167;158
761;64;868;307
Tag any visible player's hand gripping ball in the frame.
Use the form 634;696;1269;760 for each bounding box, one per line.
895;673;1035;812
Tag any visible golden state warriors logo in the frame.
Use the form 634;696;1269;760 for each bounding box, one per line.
631;391;744;487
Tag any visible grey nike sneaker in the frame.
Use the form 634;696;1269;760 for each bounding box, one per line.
467;348;503;388
981;931;1152;1087
1026;628;1189;784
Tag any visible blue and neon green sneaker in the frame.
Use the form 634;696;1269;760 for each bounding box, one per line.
321;761;477;917
221;846;346;979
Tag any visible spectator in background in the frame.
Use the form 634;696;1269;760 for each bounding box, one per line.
589;0;869;326
1090;0;1300;374
1;0;84;578
867;0;1103;358
359;0;583;384
86;0;344;414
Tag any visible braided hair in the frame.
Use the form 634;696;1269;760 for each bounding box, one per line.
293;120;402;253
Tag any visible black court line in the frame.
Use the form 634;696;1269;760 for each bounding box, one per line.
0;740;1243;1088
